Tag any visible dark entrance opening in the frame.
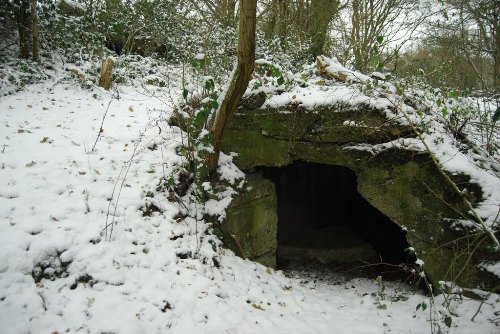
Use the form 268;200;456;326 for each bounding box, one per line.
261;161;415;280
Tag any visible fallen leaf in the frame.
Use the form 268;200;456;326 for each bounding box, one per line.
251;304;265;311
40;137;51;143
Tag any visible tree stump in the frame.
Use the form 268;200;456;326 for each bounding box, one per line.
99;57;114;90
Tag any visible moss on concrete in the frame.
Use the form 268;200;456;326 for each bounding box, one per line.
220;102;497;289
224;175;278;267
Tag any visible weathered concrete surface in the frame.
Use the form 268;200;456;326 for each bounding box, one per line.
223;174;278;268
220;102;499;289
222;104;413;171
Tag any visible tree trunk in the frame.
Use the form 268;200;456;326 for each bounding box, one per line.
30;0;39;62
15;0;31;59
207;0;257;173
308;0;340;60
275;0;288;40
494;56;500;91
494;21;500;90
221;0;237;27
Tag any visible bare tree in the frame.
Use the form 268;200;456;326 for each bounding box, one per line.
260;0;344;60
342;0;429;72
447;0;500;90
185;0;238;27
207;0;257;172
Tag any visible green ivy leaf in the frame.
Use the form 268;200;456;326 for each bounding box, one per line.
182;89;188;100
193;110;208;127
492;107;500;122
221;54;230;66
277;76;285;86
167;177;175;187
441;107;448;117
190;57;208;71
211;100;219;110
444;315;452;328
416;302;427;311
486;243;499;253
204;79;215;91
376;35;384;44
448;91;458;99
436;98;442;107
199;133;213;145
271;67;281;77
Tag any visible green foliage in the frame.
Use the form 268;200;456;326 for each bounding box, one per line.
368;33;386;71
493;107;500;123
251;60;286;92
255;31;312;73
190;55;210;72
416;302;427;311
38;0;106;62
177;75;218;181
401;77;499;157
0;58;51;95
444;315;452;328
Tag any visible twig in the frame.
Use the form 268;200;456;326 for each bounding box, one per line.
387;97;500;250
84;189;90;213
471;284;500;321
160;146;166;179
104;163;126;240
92;89;118;153
104;132;144;240
230;233;247;259
423;182;470;220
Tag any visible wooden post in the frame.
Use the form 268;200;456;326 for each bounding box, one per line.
99;57;115;90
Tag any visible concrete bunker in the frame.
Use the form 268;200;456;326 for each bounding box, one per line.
220;101;498;289
260;161;414;275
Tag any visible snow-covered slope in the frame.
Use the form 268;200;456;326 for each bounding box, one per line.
0;70;499;333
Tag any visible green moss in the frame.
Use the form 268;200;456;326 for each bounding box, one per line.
224;175;278;266
220;102;497;289
222;130;292;170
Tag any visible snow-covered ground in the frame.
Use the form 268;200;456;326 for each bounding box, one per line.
1;69;499;333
